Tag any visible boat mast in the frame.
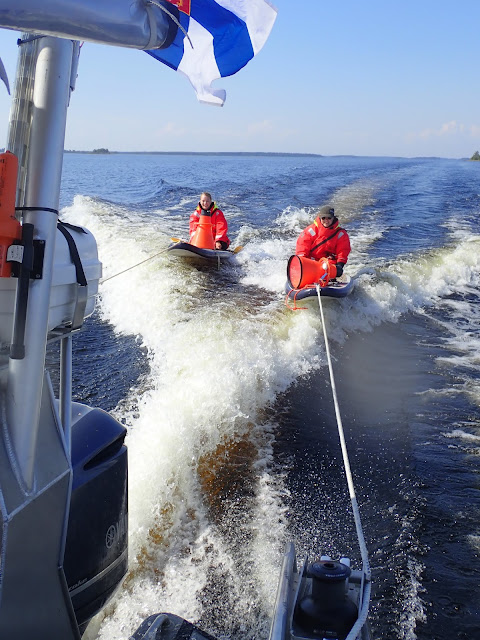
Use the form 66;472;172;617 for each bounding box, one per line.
6;35;73;487
0;35;82;639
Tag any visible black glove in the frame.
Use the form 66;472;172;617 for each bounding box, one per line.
335;263;345;277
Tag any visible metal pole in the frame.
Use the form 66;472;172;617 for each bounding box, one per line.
6;36;72;488
60;334;73;456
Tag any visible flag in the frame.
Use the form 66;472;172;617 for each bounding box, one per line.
146;0;277;106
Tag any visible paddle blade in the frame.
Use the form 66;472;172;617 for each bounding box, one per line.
170;237;182;243
233;246;243;254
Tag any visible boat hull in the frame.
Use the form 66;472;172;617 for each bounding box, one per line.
285;275;354;301
167;241;235;264
269;543;371;640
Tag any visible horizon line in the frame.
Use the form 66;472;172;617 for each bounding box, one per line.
60;150;469;160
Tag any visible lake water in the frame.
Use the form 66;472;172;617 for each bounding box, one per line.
55;153;480;640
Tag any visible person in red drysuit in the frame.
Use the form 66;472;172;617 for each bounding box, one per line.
189;192;230;250
295;205;350;277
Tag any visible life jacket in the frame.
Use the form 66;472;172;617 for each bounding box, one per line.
296;217;350;264
190;202;230;247
194;202;219;217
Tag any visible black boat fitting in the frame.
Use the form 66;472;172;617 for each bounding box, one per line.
294;559;358;640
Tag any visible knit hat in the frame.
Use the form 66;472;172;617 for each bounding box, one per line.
319;205;335;218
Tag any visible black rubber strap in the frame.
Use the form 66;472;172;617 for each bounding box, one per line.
15;206;59;215
17;35;44;47
58;220;88;234
13;209;88;284
57;221;88;287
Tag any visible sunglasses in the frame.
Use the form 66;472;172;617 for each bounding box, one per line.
321;216;333;220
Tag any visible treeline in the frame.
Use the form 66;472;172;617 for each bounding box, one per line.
470;151;480;161
62;150;321;157
64;148;110;154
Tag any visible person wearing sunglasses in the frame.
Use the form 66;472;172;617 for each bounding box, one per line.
295;205;351;278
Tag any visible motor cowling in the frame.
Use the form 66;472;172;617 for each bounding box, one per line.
63;403;128;634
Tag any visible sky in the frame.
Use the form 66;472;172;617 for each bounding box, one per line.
0;1;479;158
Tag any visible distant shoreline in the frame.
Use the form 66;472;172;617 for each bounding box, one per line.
61;150;467;160
0;148;462;160
63;150;323;157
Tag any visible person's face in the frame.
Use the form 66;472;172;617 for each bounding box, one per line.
321;214;334;228
200;194;212;209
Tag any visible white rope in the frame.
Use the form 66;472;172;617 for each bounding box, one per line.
315;284;371;634
100;247;169;284
345;579;371;640
147;0;194;49
99;229;181;284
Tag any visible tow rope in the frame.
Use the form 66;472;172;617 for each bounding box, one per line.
100;246;171;284
315;284;371;635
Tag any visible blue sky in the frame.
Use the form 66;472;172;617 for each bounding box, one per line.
0;1;479;158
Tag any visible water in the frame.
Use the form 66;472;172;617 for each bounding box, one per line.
56;153;480;640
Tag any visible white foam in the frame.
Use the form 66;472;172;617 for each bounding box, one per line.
443;429;480;443
64;196;328;638
64;193;480;639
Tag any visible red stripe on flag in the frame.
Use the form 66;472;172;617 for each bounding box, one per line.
164;0;191;16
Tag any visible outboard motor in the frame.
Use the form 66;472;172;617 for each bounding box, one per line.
294;559;358;640
63;403;128;634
